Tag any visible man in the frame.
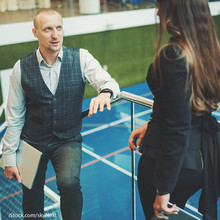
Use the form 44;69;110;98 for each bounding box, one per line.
2;8;120;220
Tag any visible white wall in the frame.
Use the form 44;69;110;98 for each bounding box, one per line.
0;2;220;46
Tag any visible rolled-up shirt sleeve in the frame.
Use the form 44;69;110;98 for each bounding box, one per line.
80;49;120;98
2;60;26;167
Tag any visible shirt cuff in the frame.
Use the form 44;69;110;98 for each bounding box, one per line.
2;152;17;167
156;188;169;196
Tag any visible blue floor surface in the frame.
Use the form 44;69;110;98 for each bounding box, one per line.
1;82;220;220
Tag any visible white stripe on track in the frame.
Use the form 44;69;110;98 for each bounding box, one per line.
185;203;202;217
82;109;152;136
82;144;137;180
213;111;220;117
0;122;6;133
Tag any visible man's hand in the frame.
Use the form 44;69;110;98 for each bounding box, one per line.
4;166;22;183
88;92;111;117
153;194;179;219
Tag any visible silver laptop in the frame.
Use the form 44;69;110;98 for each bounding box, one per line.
151;203;201;220
0;140;42;189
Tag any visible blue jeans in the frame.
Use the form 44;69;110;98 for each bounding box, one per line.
22;134;83;220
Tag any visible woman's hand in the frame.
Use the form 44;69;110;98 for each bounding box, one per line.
128;121;149;151
153;194;179;219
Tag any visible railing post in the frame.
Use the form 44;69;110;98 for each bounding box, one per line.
130;102;136;220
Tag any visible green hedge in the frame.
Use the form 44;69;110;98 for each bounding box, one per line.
0;24;158;98
0;15;219;104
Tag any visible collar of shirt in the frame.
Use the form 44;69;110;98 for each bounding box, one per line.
36;48;63;95
36;47;63;67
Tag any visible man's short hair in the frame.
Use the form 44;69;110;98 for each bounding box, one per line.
33;9;62;29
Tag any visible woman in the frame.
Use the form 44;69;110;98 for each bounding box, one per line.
128;0;220;219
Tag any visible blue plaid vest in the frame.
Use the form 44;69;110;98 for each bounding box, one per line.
20;47;85;145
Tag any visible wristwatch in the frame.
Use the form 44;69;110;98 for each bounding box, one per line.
99;89;113;98
156;189;169;196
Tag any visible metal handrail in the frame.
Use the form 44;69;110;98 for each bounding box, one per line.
82;91;153;220
82;91;153;118
119;91;153;108
119;92;153;220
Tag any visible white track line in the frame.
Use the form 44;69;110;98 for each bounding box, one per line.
82;109;152;136
82;144;137;180
213;111;220;117
185;203;202;217
0;122;6;133
44;185;60;212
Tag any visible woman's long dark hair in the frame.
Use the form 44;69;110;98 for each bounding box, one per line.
154;0;220;115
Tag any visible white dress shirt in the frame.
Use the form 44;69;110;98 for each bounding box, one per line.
2;47;120;166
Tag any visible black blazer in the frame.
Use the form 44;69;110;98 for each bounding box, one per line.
140;44;203;193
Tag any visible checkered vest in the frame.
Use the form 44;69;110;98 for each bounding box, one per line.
20;47;85;144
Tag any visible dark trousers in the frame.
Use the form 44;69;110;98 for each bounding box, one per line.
22;135;83;220
137;155;203;220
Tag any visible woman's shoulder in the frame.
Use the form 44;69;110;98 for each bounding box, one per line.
160;43;184;60
158;42;187;73
158;43;187;80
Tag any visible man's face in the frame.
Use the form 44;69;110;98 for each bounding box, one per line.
32;12;63;55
